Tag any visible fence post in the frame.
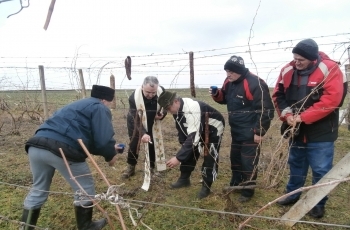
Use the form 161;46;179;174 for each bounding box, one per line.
78;69;87;98
189;51;195;97
345;64;350;130
38;65;49;120
110;74;116;109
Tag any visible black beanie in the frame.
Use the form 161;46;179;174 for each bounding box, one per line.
292;39;319;61
224;55;247;74
91;85;115;102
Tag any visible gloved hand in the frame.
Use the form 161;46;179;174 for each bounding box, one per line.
280;122;300;139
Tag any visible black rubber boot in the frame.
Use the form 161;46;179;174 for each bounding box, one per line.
198;181;212;199
170;171;191;189
20;208;41;230
308;206;325;219
74;206;107;230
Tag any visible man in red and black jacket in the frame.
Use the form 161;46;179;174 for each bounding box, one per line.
211;55;274;202
272;39;347;218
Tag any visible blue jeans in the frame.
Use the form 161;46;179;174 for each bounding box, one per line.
24;147;96;209
286;141;334;207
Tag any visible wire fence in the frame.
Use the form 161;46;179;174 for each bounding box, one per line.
1;33;350;229
1;33;349;91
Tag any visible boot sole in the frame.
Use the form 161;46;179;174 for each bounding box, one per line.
121;172;135;179
238;196;251;203
198;191;211;199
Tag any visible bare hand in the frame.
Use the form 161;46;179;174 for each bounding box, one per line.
294;115;302;123
166;157;180;168
155;112;164;120
209;87;218;96
254;134;263;144
114;144;123;151
108;154;118;166
286;115;302;126
141;134;151;143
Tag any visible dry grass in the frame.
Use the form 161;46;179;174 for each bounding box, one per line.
0;88;349;229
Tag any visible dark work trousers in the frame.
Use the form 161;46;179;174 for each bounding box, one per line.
127;131;156;168
230;137;260;198
180;135;222;184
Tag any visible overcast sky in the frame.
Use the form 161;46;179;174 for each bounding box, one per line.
0;0;350;90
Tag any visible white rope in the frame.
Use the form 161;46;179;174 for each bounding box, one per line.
93;184;151;228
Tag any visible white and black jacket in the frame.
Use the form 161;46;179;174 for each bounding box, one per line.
173;98;225;162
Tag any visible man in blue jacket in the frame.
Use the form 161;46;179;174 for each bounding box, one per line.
20;85;120;230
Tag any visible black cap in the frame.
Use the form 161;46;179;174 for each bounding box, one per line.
224;55;247;74
292;39;319;61
91;85;115;102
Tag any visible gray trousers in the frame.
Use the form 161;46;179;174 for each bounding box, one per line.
24;147;95;209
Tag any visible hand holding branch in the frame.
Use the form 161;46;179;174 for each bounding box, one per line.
141;134;151;143
286;114;302;126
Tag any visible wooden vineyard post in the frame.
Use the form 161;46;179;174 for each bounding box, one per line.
345;64;350;130
78;69;87;98
110;74;116;109
189;51;196;97
38;65;49;120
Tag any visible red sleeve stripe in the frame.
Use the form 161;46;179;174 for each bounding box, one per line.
243;79;253;100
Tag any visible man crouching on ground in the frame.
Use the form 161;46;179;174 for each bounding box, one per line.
158;91;225;199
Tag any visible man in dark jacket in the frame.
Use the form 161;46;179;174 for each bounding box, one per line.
122;76;166;181
21;85;120;230
158;91;225;199
272;39;347;218
211;55;274;202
